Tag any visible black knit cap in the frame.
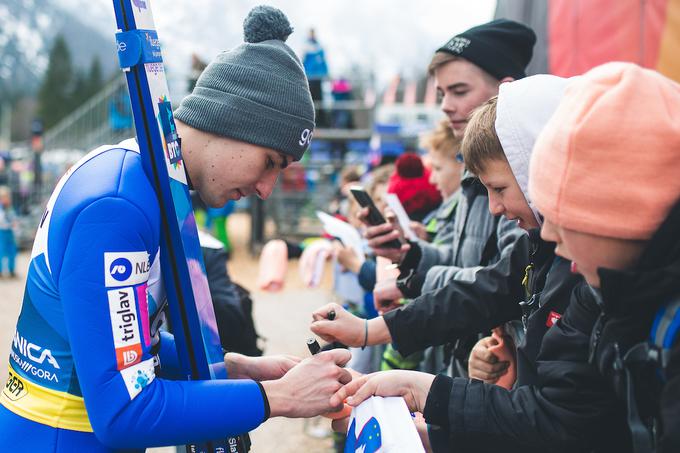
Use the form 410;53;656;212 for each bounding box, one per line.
436;19;536;80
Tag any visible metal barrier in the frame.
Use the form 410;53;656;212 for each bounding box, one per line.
43;75;134;152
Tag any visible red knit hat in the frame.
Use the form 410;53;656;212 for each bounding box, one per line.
387;153;442;220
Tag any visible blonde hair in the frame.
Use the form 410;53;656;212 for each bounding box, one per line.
461;96;505;175
420;118;461;160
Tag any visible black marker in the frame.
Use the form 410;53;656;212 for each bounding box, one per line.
307;337;321;355
328;309;336;321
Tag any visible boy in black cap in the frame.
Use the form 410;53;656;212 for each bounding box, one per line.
432;19;535;139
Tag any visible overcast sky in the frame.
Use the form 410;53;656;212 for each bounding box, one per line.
59;0;496;93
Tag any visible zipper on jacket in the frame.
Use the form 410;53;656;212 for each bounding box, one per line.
588;287;607;364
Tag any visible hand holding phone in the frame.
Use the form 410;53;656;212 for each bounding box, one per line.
349;186;402;249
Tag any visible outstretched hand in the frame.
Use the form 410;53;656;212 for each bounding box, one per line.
330;370;435;414
310;303;367;347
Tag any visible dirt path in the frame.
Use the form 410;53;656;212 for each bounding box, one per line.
0;213;336;452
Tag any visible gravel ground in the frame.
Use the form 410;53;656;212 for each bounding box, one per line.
0;213;337;452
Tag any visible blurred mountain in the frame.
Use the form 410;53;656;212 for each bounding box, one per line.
0;0;117;101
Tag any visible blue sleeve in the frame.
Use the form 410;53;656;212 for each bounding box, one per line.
157;331;183;380
357;260;376;293
58;196;266;449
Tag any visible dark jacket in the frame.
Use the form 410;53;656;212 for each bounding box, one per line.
424;282;631;453
383;229;545;356
590;198;680;453
202;241;262;356
402;173;526;296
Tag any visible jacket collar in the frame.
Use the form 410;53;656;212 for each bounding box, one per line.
598;197;680;316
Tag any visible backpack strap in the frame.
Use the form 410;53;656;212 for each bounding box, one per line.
650;297;680;371
616;296;680;453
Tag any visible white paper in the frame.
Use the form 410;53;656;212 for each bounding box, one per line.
345;396;425;453
384;194;417;241
316;211;364;257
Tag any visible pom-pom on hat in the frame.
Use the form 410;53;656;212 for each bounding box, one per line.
388;153;442;221
175;5;315;161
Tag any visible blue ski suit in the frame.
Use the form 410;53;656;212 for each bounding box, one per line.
0;140;267;451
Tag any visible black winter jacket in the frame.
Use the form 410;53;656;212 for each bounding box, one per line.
591;198;680;453
383;230;544;356
424;282;631;453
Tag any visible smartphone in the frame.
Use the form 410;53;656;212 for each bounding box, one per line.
349;186;402;249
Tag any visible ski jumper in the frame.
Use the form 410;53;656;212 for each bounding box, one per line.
0;140;267;451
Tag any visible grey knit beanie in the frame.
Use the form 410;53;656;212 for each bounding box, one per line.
174;5;315;161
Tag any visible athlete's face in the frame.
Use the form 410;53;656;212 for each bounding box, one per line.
182;126;289;207
434;59;502;139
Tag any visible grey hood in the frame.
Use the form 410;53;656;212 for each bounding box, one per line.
495;74;572;225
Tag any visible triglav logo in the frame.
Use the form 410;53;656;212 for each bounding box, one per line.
110;258;133;282
108;287;142;370
299;128;313;147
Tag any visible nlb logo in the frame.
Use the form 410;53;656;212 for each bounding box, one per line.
299;128;313;147
105;252;150;287
110;258;132;282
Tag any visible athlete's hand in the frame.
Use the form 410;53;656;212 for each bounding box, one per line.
225;353;301;381
262;349;353;418
331;370;435;414
373;278;403;313
468;336;509;383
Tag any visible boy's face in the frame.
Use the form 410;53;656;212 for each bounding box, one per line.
540;219;647;288
477;159;538;230
428;151;463;199
195;135;289;208
434;59;501;139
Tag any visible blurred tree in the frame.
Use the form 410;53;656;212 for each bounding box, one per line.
68;57;103;114
86;57;103;98
38;34;74;129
